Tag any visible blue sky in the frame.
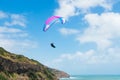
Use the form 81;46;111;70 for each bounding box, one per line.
0;0;120;75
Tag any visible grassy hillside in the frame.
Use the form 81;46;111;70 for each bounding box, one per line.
0;47;58;80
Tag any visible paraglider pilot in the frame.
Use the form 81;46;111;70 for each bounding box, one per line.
50;43;56;48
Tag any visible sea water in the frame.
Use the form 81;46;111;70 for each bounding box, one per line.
60;75;120;80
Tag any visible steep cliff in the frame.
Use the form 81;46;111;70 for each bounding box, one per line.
0;47;69;80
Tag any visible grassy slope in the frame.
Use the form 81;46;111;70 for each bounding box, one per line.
0;47;57;80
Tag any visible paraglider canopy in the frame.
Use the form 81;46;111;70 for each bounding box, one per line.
43;16;65;32
50;43;56;48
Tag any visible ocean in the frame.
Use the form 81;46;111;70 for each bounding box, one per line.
60;75;120;80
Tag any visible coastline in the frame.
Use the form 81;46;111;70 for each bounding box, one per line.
59;75;120;80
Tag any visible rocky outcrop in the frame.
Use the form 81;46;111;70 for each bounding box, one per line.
48;68;70;79
0;47;69;80
0;56;41;73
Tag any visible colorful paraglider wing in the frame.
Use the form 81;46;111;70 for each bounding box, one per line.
43;16;65;32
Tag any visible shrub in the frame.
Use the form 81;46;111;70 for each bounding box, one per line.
0;74;7;80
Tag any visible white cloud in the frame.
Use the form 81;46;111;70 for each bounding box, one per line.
4;14;26;27
54;0;76;19
0;39;37;53
77;12;120;50
0;11;8;19
54;0;113;19
0;11;37;54
53;50;95;63
0;27;23;33
73;0;112;10
48;47;120;70
59;27;80;35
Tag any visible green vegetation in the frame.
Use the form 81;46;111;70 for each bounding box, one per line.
0;47;38;65
0;47;58;80
27;71;38;80
0;74;7;80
